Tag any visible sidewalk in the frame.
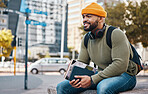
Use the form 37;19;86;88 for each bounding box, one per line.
0;68;148;94
0;73;64;94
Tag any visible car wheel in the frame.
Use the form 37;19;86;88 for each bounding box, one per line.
31;68;38;74
59;69;65;75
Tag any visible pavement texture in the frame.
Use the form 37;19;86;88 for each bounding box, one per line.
0;73;64;94
0;75;42;94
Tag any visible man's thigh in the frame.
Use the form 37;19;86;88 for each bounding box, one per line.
97;73;136;94
57;80;96;94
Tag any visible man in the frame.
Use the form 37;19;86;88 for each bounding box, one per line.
57;2;137;94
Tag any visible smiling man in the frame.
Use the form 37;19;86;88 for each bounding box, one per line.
56;2;137;94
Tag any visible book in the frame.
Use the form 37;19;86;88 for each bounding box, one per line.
69;66;95;81
64;60;97;81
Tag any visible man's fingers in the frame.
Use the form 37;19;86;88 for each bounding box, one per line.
75;82;81;87
69;79;75;84
73;79;80;85
70;76;91;88
69;79;82;88
69;79;80;85
75;75;85;79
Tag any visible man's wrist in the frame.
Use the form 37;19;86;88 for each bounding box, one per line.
90;77;94;85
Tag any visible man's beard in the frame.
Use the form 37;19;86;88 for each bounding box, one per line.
84;20;98;31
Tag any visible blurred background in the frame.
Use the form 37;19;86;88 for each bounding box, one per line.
0;0;148;93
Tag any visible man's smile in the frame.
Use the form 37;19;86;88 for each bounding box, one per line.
84;22;90;28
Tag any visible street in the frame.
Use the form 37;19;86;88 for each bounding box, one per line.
0;72;65;94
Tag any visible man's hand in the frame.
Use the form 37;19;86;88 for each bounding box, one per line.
69;79;81;88
69;75;92;88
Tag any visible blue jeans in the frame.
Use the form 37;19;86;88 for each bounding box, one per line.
56;72;136;94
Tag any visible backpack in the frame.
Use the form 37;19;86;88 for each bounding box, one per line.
84;26;143;74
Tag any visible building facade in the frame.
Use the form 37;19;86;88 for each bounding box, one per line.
0;14;8;30
17;0;68;59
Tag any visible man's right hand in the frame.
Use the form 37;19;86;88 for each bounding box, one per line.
69;79;81;88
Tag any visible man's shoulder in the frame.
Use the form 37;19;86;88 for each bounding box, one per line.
111;28;125;37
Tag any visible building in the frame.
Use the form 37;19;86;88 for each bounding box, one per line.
0;0;69;59
17;0;68;59
0;14;8;30
8;0;22;35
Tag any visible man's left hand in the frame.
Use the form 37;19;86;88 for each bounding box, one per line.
74;75;92;88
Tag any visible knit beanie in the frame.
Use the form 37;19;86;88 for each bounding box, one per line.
82;2;107;18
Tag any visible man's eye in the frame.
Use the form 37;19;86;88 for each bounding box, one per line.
87;15;91;18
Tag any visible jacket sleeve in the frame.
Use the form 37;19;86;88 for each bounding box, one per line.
77;34;90;65
91;29;130;84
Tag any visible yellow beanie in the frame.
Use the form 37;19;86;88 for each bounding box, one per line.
82;2;107;18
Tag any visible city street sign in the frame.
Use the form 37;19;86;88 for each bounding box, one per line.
25;20;46;27
20;0;47;15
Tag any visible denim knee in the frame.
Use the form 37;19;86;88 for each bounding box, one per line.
56;83;62;92
56;82;62;93
56;80;70;94
97;82;114;94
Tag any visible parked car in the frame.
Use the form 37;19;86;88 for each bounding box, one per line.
143;61;148;70
28;58;70;74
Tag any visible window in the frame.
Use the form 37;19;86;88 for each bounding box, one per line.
40;59;47;64
68;20;79;24
48;59;57;64
68;2;80;7
2;19;5;23
68;14;79;19
68;8;80;13
58;60;67;64
85;0;96;3
67;0;74;2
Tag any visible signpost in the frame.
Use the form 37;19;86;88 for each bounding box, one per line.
20;0;47;89
1;0;48;89
24;8;29;89
1;4;47;89
24;7;47;89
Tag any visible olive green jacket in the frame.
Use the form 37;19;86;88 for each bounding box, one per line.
78;25;138;84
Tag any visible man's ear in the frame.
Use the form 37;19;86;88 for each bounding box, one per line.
98;17;104;23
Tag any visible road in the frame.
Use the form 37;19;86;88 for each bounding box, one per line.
0;72;65;94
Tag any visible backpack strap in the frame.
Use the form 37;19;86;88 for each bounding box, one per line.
84;32;95;67
106;26;117;48
84;32;90;49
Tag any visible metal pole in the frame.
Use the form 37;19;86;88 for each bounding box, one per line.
14;46;16;75
24;13;28;90
60;1;66;58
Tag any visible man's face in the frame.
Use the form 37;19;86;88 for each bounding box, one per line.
82;14;99;31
